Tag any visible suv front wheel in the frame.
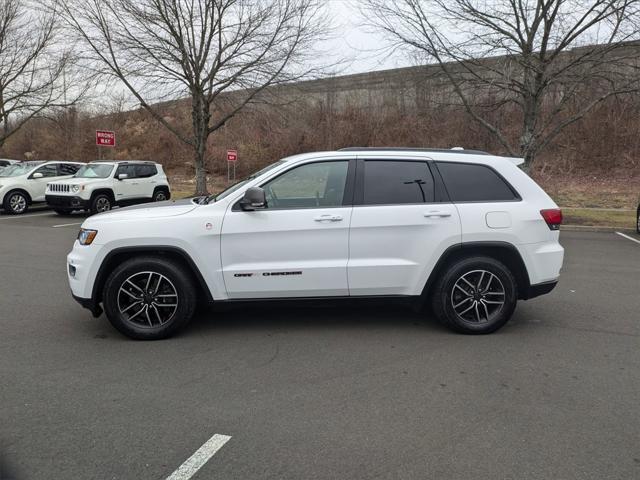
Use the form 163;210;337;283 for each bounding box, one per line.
102;256;197;340
431;256;517;334
3;191;28;215
91;193;113;215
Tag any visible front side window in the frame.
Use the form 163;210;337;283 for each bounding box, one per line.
436;162;518;202
33;164;59;178
262;161;349;209
115;165;136;178
362;161;434;205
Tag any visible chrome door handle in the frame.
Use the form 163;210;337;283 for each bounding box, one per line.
424;211;451;218
314;214;343;222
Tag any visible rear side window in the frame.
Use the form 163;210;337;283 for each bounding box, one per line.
59;163;80;175
436;162;518;202
363;161;434;205
135;164;157;178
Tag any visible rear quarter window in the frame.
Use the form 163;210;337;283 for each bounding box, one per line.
436;162;519;202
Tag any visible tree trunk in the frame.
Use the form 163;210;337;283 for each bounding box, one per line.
191;93;210;196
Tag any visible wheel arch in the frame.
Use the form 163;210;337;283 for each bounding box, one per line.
421;242;531;302
3;188;33;205
92;246;213;306
90;188;116;203
153;185;171;199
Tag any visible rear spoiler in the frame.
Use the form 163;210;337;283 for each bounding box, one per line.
506;157;525;166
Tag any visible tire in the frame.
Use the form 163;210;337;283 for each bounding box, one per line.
90;193;112;215
153;188;169;202
431;256;517;334
102;256;197;340
2;190;28;215
636;207;640;234
54;208;73;215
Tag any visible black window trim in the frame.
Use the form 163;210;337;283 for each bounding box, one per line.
231;158;357;212
432;160;522;204
29;163;59;179
353;158;442;207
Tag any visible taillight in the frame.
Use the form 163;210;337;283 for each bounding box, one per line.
540;208;562;230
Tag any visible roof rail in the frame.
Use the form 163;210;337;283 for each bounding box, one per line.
338;147;490;155
89;160;156;164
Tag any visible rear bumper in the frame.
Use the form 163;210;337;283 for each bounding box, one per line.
46;195;90;210
523;280;558;300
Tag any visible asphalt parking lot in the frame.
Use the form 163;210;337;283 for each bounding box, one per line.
1;209;639;480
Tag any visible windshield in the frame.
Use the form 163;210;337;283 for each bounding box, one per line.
204;160;287;204
74;164;114;179
0;162;41;177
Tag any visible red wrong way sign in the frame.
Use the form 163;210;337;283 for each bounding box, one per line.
96;130;116;147
226;149;238;162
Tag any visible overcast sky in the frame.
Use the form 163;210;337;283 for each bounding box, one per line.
322;0;414;74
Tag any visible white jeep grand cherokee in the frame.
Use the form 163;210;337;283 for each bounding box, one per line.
46;161;170;215
67;148;564;340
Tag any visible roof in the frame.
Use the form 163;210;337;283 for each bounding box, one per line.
89;160;157;165
338;147;490;155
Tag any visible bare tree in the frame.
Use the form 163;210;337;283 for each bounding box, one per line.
58;0;326;195
0;0;84;149
361;0;640;167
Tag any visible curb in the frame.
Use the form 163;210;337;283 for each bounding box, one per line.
561;225;636;233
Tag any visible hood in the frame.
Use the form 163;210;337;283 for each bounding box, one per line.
50;177;104;185
91;197;199;222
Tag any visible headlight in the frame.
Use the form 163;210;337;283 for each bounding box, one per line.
71;184;80;193
77;228;98;245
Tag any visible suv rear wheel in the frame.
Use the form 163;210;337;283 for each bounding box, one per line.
636;207;640;233
102;256;197;340
153;188;169;202
431;256;517;334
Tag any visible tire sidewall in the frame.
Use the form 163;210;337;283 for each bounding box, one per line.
91;193;112;214
153;189;168;202
103;257;196;340
4;191;28;215
436;257;517;334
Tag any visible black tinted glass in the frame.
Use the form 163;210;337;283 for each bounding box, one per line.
363;161;434;205
135;164;157;178
35;164;59;177
115;165;135;177
437;162;517;202
59;163;80;175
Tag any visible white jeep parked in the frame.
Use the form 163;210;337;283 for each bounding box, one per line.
67;148;564;340
46;161;171;215
0;161;84;214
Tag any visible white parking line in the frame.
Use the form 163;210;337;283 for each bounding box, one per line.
0;212;52;220
52;222;83;228
616;231;640;245
166;434;231;480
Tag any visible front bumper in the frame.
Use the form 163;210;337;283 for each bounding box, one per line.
72;294;103;318
523;280;558;300
46;194;90;210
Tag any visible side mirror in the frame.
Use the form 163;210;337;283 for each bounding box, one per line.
239;187;267;211
118;173;129;180
32;172;43;179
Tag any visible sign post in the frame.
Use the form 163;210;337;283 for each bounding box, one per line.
96;130;116;160
226;149;237;183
